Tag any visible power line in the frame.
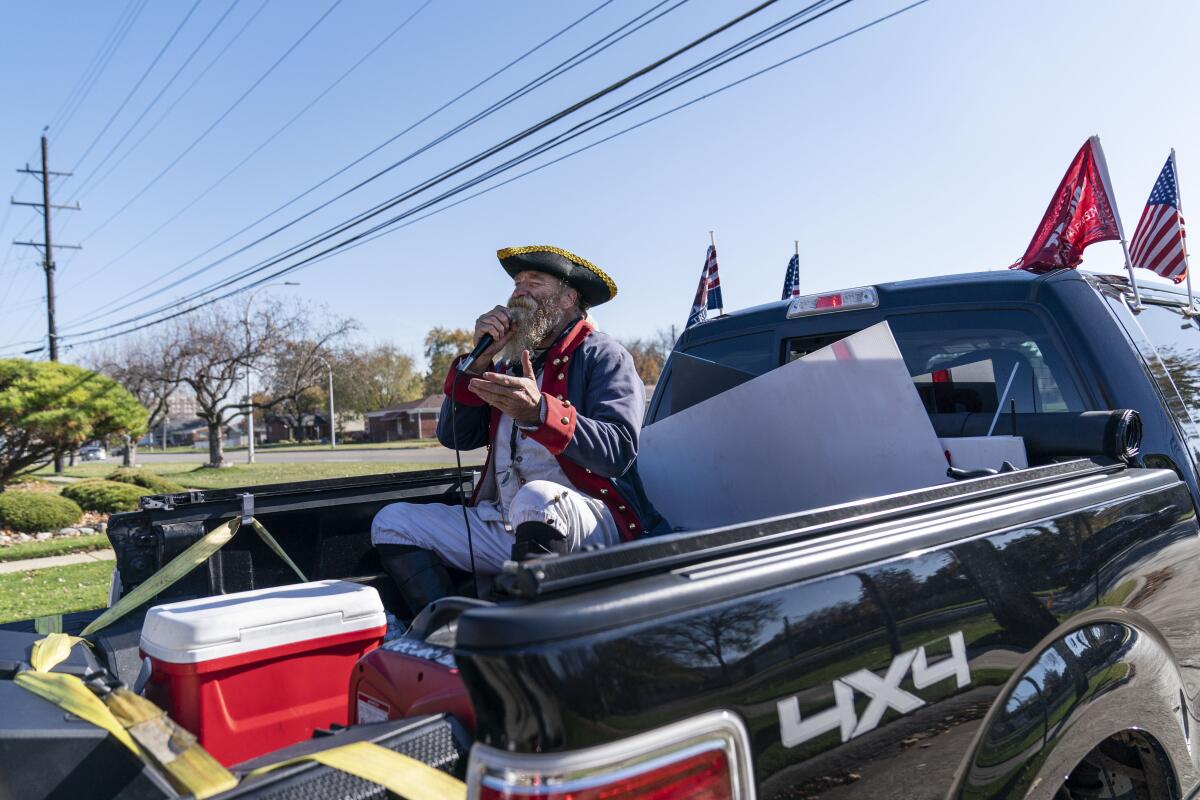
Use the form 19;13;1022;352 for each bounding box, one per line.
65;0;438;295
69;1;203;173
65;0;241;201
63;0;271;213
61;0;931;353
45;0;141;133
78;0;345;243
52;0;149;139
129;0;829;314
64;0;823;338
64;0;631;327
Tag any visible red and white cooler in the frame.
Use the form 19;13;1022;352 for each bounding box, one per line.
140;579;386;765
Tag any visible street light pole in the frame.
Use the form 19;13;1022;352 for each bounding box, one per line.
318;355;335;449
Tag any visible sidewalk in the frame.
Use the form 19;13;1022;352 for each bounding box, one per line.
0;549;114;575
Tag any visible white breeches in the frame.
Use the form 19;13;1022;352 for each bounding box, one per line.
370;479;619;574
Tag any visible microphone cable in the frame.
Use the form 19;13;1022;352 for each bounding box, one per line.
450;369;482;600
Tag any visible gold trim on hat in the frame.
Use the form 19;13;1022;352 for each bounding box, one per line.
496;245;617;300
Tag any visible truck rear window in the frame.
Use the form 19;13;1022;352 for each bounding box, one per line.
649;309;1086;426
881;310;1086;414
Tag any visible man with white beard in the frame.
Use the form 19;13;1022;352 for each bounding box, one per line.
371;245;664;618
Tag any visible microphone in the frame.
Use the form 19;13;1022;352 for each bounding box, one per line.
457;333;494;374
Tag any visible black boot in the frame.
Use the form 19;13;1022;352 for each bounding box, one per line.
511;521;569;561
376;544;454;619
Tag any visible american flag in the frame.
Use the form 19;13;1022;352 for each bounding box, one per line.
781;253;800;300
1130;153;1189;283
686;244;723;328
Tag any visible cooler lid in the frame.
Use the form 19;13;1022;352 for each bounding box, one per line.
140;579;385;664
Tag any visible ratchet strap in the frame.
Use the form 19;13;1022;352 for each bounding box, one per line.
18;634;467;799
80;511;306;637
15;632;237;798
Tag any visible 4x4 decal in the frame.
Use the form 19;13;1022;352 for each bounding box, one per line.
777;631;970;747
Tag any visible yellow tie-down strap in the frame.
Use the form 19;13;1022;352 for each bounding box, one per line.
246;740;466;799
19;629;467;799
15;632;237;799
80;513;307;638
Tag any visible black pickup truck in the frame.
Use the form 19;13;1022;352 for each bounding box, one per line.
7;267;1200;800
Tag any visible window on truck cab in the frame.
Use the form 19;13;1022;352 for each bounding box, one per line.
648;309;1086;426
1115;299;1200;454
648;330;775;424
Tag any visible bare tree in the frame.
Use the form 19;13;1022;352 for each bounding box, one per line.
156;298;355;467
93;340;184;466
265;310;359;440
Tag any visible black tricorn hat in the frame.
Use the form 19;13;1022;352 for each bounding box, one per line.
496;245;617;307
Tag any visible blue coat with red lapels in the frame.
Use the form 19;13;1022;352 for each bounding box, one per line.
438;318;666;541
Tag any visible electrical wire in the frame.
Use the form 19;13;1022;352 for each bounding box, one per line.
45;0;139;133
63;0;272;211
69;1;203;173
92;0;824;324
62;0;854;342
52;0;149;139
77;0;345;242
55;0;931;350
294;0;935;276
65;0;241;202
64;0;438;295
64;0;631;328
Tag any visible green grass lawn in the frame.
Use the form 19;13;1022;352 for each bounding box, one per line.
33;461;465;489
0;560;112;623
133;439;440;455
0;534;110;563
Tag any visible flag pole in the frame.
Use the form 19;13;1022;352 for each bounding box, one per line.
1091;135;1142;309
709;230;721;316
794;239;800;293
1172;148;1196;315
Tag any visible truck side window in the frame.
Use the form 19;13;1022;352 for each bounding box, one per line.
1127;302;1200;439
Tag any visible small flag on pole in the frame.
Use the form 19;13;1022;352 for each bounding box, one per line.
1011;136;1122;272
781;253;801;300
1129;152;1188;284
686;244;723;328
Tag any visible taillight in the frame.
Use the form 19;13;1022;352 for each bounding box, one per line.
787;286;878;317
468;710;752;800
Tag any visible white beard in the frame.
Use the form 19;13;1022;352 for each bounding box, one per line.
498;292;568;364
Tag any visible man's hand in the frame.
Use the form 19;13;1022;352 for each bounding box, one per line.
468;305;514;373
468;350;542;423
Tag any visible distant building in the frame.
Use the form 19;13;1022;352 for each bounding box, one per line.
366;394;443;442
166;392;201;422
265;411;330;443
165;419;208;447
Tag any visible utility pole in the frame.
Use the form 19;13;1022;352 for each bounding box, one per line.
13;134;81;472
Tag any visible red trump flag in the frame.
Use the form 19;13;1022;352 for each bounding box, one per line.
1011;136;1123;271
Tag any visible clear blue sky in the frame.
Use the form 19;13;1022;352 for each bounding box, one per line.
1;0;1196;365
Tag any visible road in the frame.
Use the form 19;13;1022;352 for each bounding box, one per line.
135;446;486;465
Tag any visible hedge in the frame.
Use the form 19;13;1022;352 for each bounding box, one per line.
0;491;83;533
61;480;147;514
106;468;185;495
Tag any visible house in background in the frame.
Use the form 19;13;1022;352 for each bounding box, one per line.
366;394;443;442
265;412;330;443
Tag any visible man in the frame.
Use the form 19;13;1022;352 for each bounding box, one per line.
371;245;662;617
